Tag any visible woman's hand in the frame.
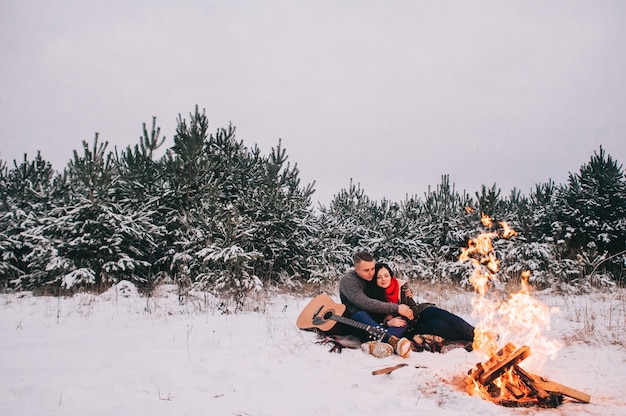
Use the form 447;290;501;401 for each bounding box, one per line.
404;287;414;299
386;317;407;328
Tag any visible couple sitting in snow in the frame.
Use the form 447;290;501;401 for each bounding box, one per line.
338;250;475;358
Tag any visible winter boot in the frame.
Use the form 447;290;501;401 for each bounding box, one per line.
387;336;411;358
360;341;393;358
412;334;445;353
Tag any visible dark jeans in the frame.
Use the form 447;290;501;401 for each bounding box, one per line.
350;306;475;342
350;311;406;342
409;306;475;341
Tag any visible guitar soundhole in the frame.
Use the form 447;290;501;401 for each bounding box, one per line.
323;311;333;320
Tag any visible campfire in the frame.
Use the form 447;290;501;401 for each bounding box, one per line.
459;214;590;408
465;342;590;407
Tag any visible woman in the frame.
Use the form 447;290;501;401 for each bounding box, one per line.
367;263;475;349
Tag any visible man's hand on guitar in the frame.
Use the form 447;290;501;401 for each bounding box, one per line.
398;304;414;320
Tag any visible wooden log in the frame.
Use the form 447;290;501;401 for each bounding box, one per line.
524;370;591;403
478;344;531;386
504;381;525;399
371;363;408;375
482;343;518;372
512;366;551;401
466;343;517;385
465;362;484;386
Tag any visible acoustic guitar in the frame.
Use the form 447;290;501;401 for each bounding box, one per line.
296;293;387;340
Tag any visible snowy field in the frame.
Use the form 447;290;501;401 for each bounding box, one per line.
1;282;625;416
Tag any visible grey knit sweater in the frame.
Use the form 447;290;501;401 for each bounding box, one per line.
339;269;400;316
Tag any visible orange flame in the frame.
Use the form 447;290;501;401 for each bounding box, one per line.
500;221;517;239
461;214;561;369
480;213;493;228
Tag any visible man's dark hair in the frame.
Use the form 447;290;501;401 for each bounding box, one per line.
353;250;374;265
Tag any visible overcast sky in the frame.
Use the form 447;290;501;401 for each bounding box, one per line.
1;1;625;206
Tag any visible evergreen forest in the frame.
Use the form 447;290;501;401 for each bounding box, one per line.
1;107;625;305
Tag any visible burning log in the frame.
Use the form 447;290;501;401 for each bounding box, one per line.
465;342;590;408
470;342;530;386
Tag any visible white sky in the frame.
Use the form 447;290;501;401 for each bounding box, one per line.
1;0;625;205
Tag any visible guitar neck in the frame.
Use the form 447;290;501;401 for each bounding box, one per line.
330;314;386;338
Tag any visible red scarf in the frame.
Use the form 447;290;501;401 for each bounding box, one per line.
385;277;400;304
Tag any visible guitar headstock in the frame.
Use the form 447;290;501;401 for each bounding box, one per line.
368;326;388;341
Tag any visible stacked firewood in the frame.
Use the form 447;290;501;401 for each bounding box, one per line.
465;342;590;408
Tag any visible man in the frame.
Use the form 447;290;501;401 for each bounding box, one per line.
339;250;413;358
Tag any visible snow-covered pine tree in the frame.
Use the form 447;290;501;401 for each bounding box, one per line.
553;146;626;285
530;180;559;242
503;188;533;237
191;124;267;305
367;197;430;278
240;139;317;285
113;117;168;291
44;134;155;291
153;107;318;304
160;107;220;297
475;183;504;219
114;117;166;205
420;175;474;283
306;212;352;284
496;180;569;288
495;185;558;288
0;152;66;291
0;158;10;288
393;195;434;278
313;180;376;282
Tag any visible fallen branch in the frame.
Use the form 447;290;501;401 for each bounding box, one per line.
371;363;408;375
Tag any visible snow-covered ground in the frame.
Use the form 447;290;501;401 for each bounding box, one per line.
1;282;624;416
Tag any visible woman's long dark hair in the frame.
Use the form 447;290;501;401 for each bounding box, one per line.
365;263;395;302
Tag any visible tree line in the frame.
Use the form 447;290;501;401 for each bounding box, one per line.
1;106;625;304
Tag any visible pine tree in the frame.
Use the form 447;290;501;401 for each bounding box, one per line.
0;153;66;290
306;212;352;284
314;180;376;281
326;180;380;249
114;117;168;290
420;175;474;282
553;146;626;283
191;127;266;304
159;108;320;303
241;139;317;283
529;180;559;242
393;195;433;278
475;183;503;218
43;134;158;290
114;117;166;205
159;107;220;296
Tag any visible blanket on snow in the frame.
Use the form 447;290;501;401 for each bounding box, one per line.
316;332;472;354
